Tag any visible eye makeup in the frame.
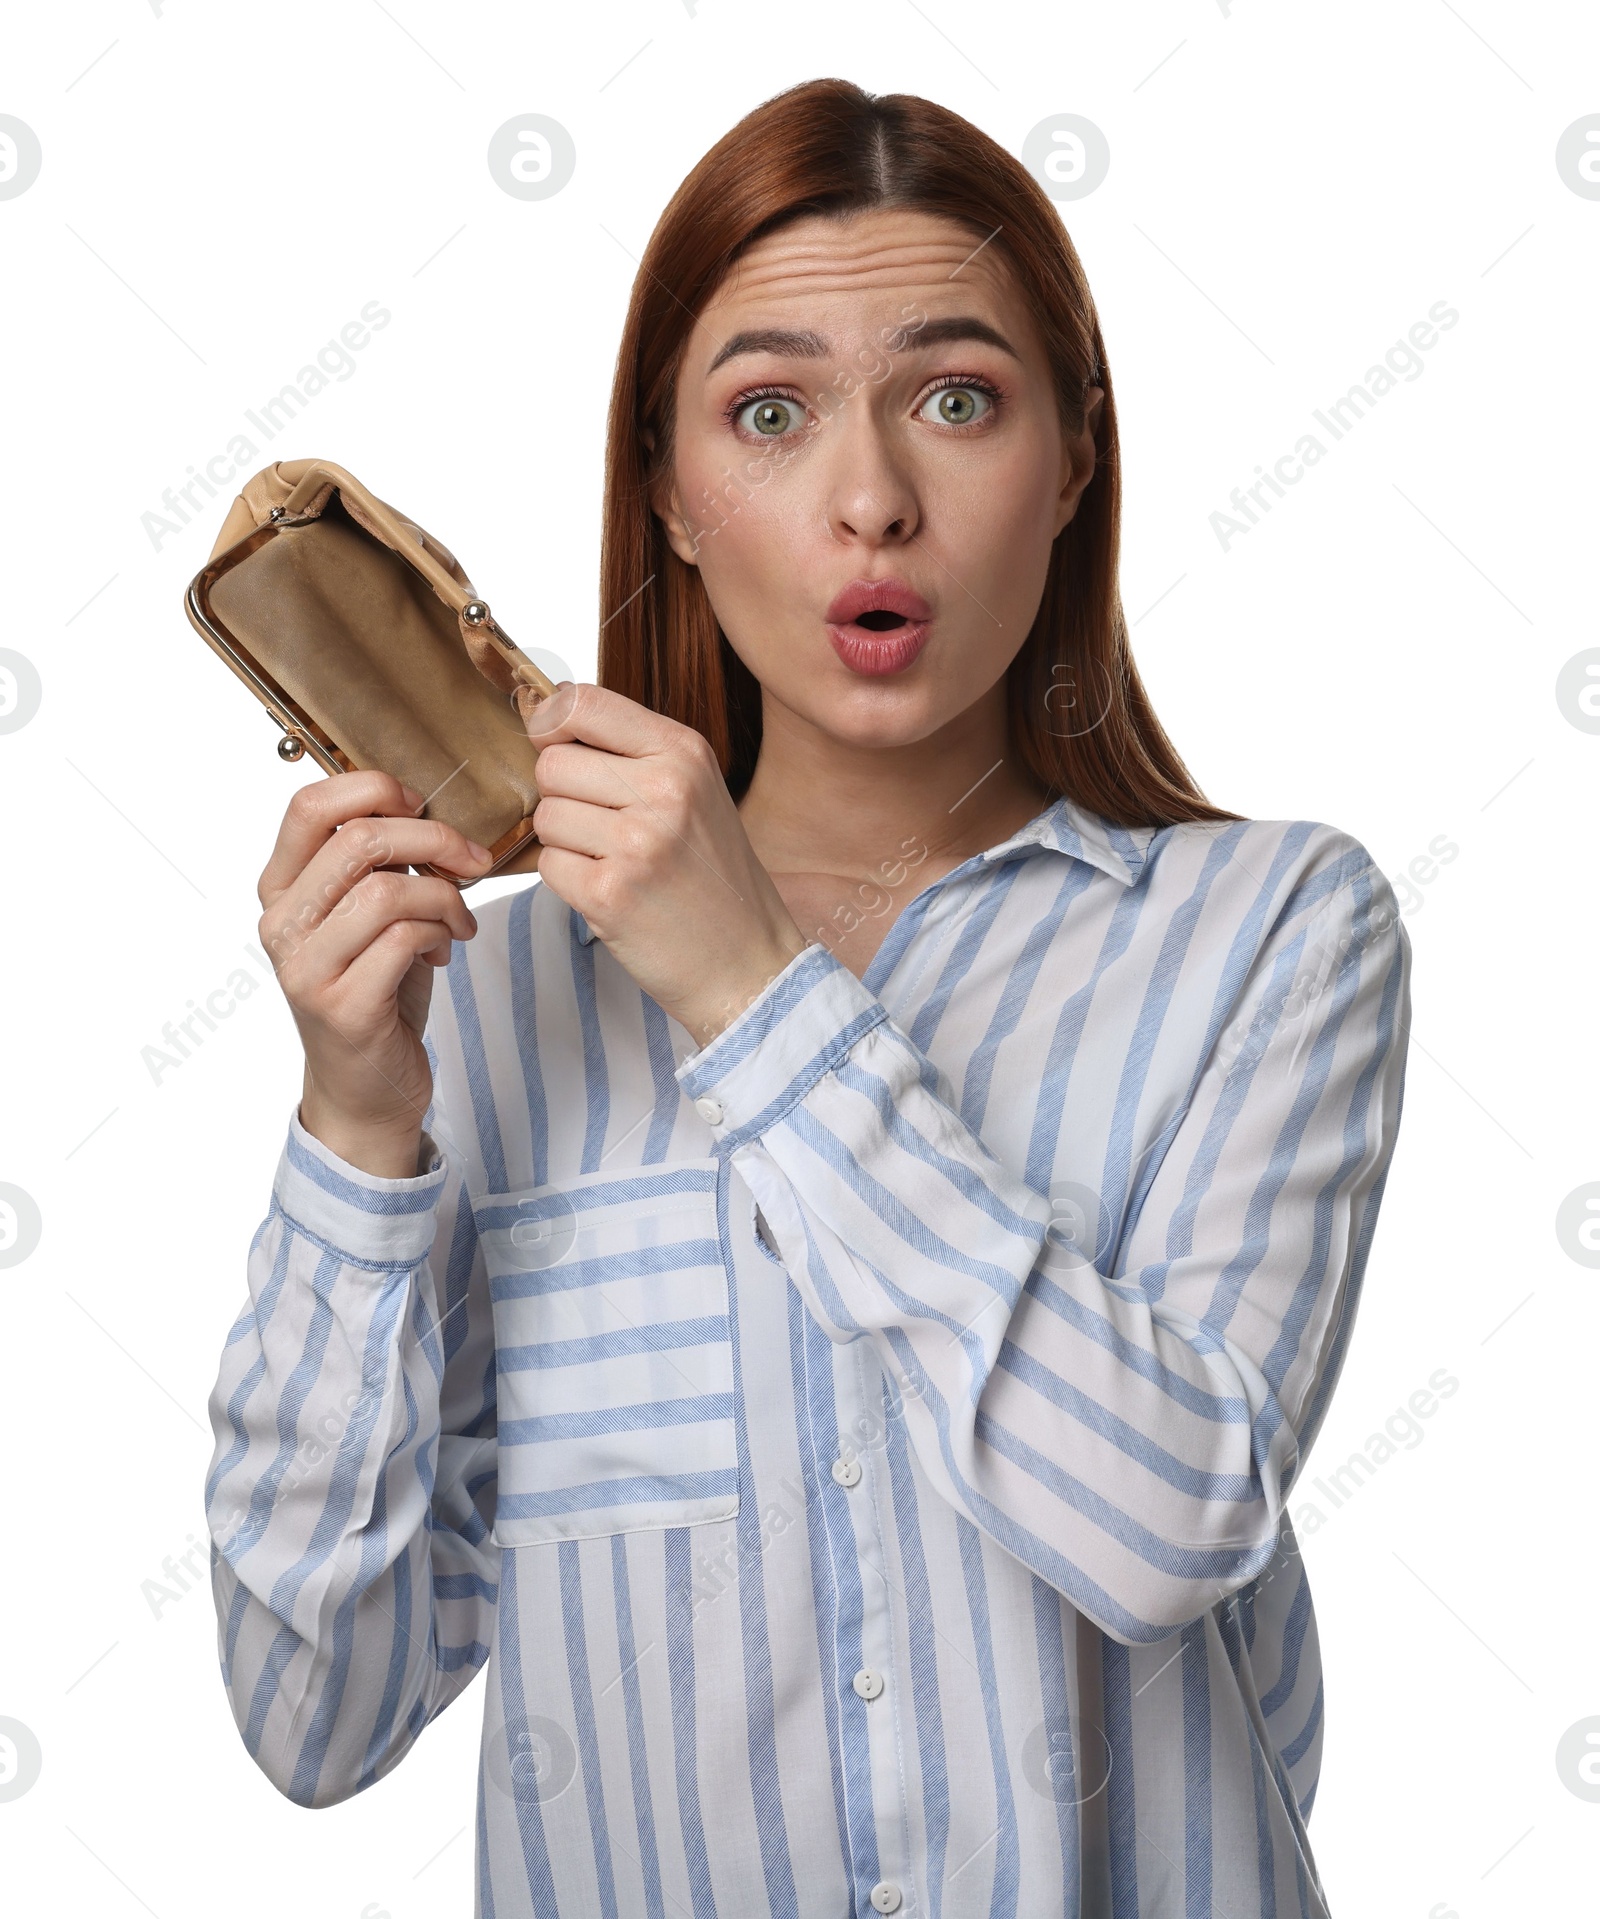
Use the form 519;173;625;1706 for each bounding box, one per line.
720;370;1008;444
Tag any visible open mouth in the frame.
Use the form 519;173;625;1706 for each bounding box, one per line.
823;577;934;675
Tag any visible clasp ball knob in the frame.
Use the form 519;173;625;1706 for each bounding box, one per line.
277;733;306;761
462;600;489;626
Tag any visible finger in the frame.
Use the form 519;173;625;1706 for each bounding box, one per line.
260;817;491;970
258;771;437;906
334;918;462;1013
528;794;615;860
514;680;567;730
270;814;493;936
271;872;477;987
526;738;643;808
531;842;594;913
520;679;677;762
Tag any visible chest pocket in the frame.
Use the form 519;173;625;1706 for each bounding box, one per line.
475;1157;741;1548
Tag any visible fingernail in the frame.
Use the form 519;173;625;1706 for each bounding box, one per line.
523;681;575;733
400;784;425;808
467;840;493;864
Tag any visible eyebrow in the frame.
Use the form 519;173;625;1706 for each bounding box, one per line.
704;315;1020;376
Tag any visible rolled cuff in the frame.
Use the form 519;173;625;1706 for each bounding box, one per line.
675;942;888;1150
275;1109;447;1267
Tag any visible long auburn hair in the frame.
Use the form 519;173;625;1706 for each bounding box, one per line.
598;77;1241;830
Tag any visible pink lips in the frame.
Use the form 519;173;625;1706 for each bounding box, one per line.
824;577;934;677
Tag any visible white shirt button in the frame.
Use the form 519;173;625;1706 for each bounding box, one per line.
870;1884;902;1914
831;1456;862;1488
693;1096;724;1124
851;1668;884;1700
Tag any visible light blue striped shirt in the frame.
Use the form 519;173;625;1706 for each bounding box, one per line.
204;794;1411;1917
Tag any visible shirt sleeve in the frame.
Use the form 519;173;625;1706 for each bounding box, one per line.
203;1106;498;1806
675;844;1411;1646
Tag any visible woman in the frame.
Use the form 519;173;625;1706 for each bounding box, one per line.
205;78;1411;1918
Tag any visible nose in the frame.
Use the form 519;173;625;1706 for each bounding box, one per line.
822;402;920;549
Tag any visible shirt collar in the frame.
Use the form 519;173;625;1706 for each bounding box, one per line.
981;793;1157;889
569;794;1153;945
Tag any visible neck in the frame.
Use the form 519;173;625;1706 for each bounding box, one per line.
734;681;1054;884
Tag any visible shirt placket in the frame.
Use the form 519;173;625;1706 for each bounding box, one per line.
807;881;986;1918
819;1336;915;1917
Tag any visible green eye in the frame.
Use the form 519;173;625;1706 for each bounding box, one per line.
738;397;799;436
919;385;992;426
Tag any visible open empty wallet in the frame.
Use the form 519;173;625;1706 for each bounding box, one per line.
184;457;558;884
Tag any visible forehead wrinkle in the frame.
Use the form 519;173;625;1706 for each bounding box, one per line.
736;224;991;268
696;270;1014;357
705;314;1021;377
713;254;1005;305
708;230;1010;306
682;215;1023;390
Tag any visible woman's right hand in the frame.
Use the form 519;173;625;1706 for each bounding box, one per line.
256;771;496;1177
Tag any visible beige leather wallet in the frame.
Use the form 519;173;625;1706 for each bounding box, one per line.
184;458;557;884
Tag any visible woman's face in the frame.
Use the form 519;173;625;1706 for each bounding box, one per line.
652;206;1103;752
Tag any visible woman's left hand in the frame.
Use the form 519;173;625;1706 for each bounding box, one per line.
520;681;812;1050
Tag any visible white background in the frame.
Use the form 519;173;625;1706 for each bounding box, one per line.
1;3;1595;1915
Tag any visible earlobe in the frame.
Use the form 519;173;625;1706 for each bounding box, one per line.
653;483;702;569
1053;385;1104;536
1053;452;1094;537
642;427;702;569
